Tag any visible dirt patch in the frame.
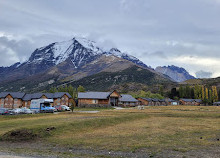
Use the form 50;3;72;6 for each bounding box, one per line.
2;129;37;142
1;127;56;142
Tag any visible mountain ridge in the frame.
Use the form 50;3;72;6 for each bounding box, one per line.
155;65;195;82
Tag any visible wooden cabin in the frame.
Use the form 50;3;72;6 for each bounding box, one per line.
119;94;139;107
179;99;202;106
137;98;153;106
0;92;25;109
78;90;121;107
23;92;72;108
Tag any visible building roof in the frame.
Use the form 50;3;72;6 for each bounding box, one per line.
213;102;220;104
78;90;121;99
194;99;202;103
180;98;194;102
140;98;152;101
0;92;25;99
119;94;138;102
53;92;72;98
78;91;112;99
180;98;202;103
0;92;72;101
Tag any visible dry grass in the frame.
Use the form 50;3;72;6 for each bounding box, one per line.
0;106;220;153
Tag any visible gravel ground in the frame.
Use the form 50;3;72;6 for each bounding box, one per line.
0;141;219;158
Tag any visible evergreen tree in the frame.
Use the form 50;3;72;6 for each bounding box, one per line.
159;86;164;96
77;85;85;92
201;86;205;101
179;86;184;98
186;85;191;98
191;88;195;99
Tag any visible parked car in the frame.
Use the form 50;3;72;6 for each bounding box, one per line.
11;108;22;114
0;108;10;115
20;107;34;114
61;105;70;111
54;105;63;112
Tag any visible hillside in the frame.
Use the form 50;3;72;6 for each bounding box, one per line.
181;77;220;88
58;65;176;92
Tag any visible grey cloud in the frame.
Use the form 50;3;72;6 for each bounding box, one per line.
0;0;220;77
0;36;35;66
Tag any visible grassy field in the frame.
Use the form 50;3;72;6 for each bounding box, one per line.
0;106;219;157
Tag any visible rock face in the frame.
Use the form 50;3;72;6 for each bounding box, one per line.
155;65;195;82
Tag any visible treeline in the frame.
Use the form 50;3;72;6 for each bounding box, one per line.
130;90;164;99
169;85;219;104
47;85;86;98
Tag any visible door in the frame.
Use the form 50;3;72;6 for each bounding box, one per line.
110;97;119;106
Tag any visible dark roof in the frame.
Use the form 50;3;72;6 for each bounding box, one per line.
1;92;72;101
22;94;32;101
53;92;72;98
194;99;202;103
78;91;121;99
152;98;159;102
213;102;220;104
180;98;194;102
0;92;25;99
180;98;202;102
78;92;111;99
159;99;165;102
119;94;138;102
141;98;152;101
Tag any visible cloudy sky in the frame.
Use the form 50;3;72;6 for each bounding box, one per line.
0;0;220;78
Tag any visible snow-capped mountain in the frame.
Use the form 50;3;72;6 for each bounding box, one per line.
0;37;152;89
23;37;148;72
155;65;195;82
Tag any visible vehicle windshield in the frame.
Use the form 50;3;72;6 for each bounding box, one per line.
43;102;52;107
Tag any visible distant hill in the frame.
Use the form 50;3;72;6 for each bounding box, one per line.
180;77;220;89
155;65;195;82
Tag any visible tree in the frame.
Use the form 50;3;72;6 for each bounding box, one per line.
185;85;191;98
170;88;178;99
77;85;85;92
201;86;205;101
179;86;184;98
70;99;76;112
159;86;164;96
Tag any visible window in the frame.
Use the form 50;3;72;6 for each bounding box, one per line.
92;100;98;104
15;99;18;102
1;99;4;102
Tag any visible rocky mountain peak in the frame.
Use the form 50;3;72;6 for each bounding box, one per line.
155;65;195;82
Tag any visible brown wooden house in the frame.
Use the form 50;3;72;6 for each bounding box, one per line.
119;94;139;107
23;92;72;108
179;99;202;106
0;92;25;109
78;90;121;107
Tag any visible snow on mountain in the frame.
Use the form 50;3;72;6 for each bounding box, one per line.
18;37;148;70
